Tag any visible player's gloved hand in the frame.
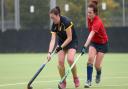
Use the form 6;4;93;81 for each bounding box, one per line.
47;52;52;61
81;46;87;55
56;46;63;53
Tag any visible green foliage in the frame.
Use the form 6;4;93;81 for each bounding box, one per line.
99;0;120;27
57;0;86;28
1;0;127;29
1;0;14;19
57;0;123;27
20;0;50;29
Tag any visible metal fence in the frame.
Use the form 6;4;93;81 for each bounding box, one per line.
0;0;128;32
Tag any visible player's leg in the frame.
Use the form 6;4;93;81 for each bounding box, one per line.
84;46;97;88
58;50;66;89
95;52;104;84
67;48;80;88
94;42;108;84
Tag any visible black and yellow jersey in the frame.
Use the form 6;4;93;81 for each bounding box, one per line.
51;16;77;43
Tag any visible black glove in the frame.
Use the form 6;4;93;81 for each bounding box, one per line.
56;46;63;53
81;46;87;55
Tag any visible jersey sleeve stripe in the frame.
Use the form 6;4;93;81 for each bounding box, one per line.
65;22;73;31
51;32;56;34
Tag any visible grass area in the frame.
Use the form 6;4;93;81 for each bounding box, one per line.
0;53;128;89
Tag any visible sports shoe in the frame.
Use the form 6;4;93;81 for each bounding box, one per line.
84;80;91;88
58;81;66;89
74;77;80;88
95;74;101;84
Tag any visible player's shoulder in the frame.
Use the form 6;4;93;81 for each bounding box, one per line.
93;16;103;25
60;16;71;25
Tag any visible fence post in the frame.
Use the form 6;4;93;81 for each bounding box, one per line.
50;0;56;29
1;0;5;32
122;0;125;27
15;0;20;30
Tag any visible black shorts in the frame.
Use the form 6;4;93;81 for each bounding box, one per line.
90;42;108;53
58;40;78;50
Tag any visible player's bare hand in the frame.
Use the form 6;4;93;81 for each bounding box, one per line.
47;53;51;61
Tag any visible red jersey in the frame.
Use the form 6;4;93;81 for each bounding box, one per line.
88;16;108;44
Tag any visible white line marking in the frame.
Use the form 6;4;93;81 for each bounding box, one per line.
0;80;59;87
0;82;27;87
93;84;128;87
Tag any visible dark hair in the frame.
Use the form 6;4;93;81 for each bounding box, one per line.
50;6;61;16
89;0;98;5
88;2;98;15
91;0;98;5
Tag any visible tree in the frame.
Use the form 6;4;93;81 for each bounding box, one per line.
56;0;86;28
99;0;121;27
20;0;50;29
57;0;122;27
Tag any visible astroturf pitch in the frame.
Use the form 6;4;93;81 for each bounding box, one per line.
0;53;128;89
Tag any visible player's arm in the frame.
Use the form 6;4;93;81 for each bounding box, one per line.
48;32;56;53
47;32;56;61
55;21;73;53
61;27;72;48
81;31;95;55
84;31;95;47
84;22;100;47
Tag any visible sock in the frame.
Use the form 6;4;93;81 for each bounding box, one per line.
87;63;93;82
96;69;101;76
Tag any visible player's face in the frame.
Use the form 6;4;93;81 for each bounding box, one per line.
87;7;95;20
50;13;60;24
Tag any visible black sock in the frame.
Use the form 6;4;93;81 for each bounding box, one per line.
96;69;101;76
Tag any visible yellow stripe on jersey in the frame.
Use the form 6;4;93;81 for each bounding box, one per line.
65;22;73;31
51;32;56;34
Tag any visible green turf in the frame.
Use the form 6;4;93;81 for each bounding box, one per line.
0;53;128;89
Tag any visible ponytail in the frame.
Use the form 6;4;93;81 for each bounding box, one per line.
88;0;98;15
89;0;98;5
55;6;61;14
50;6;61;16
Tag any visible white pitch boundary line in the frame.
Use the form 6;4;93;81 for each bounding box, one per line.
0;76;128;87
0;80;59;87
0;82;27;87
93;84;128;87
103;76;128;79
